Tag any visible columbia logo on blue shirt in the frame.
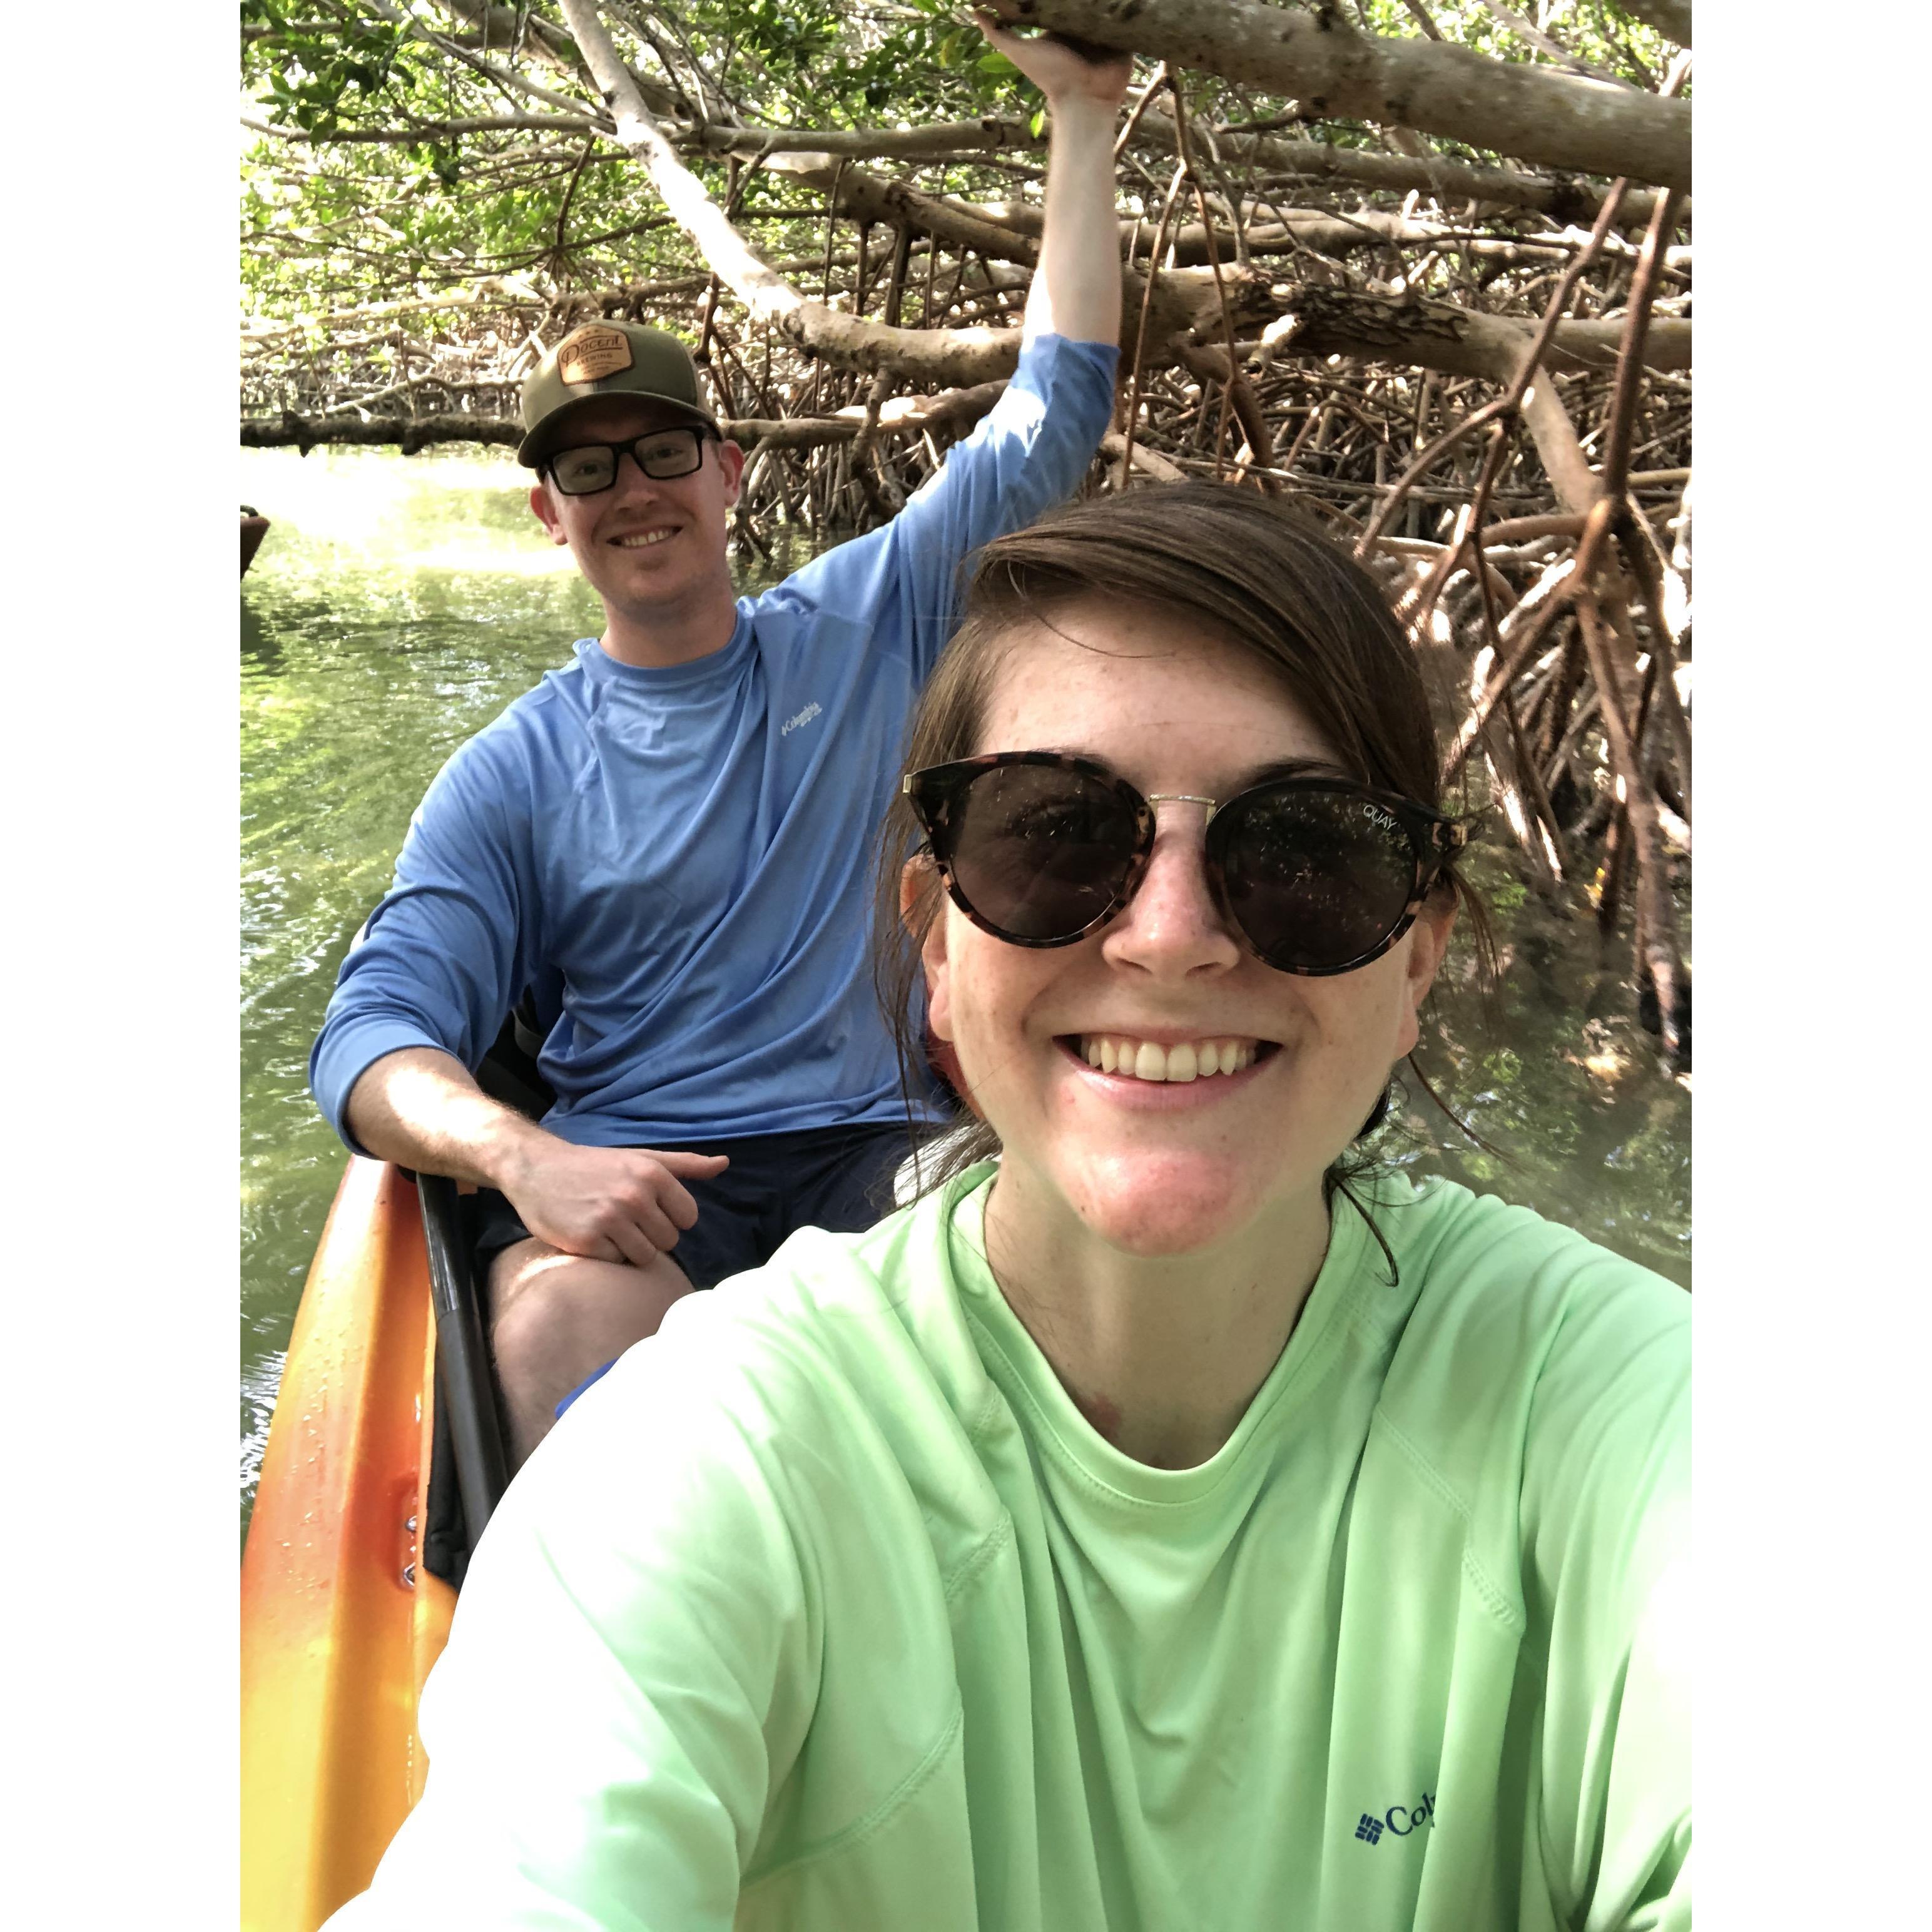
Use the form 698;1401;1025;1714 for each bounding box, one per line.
1355;1792;1436;1844
781;701;823;736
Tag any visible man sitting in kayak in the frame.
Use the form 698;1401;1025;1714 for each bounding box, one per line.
308;14;1131;1465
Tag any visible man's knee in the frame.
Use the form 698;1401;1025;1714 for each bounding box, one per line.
490;1241;691;1356
486;1241;694;1457
487;1236;582;1330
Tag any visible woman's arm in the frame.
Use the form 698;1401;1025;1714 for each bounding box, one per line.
1522;1273;1692;1931
322;1340;820;1930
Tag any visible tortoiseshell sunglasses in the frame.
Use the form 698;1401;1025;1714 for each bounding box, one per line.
903;752;1465;977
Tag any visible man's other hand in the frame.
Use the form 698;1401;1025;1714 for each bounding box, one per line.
501;1138;731;1268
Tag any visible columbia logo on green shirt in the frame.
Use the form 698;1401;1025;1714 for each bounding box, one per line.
1355;1792;1436;1845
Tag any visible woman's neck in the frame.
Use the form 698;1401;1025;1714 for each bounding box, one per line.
980;1172;1333;1469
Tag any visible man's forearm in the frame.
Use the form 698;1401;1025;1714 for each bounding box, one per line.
1025;94;1124;347
344;1046;547;1190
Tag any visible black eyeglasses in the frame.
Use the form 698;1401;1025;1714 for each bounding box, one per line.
545;425;713;496
903;752;1466;977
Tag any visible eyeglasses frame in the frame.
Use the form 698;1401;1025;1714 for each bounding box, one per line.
543;423;717;496
902;750;1468;978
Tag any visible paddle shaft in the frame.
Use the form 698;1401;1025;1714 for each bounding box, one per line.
416;1172;511;1538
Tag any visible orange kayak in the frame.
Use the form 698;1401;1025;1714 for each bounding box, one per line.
240;1159;455;1931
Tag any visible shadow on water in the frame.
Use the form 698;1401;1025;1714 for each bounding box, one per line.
238;447;1689;1535
240;593;282;673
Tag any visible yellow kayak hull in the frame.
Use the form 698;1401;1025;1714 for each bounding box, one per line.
240;1159;455;1930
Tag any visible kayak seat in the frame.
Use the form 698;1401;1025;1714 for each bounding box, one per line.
472;992;559;1121
420;990;557;1590
345;908;561;1123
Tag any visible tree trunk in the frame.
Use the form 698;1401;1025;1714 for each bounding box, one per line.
1615;1;1692;46
1010;0;1691;188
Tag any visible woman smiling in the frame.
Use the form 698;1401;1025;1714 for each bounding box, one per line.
330;486;1689;1932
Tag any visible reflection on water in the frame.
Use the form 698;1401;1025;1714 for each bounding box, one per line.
239;447;1689;1527
1387;840;1691;1278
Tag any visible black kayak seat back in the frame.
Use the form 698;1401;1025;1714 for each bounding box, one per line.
474;993;557;1120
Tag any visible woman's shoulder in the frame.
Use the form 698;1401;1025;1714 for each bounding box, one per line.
706;1167;993;1367
491;1175;1008;1618
1355;1174;1689;1505
1373;1172;1687;1353
552;1170;1002;1478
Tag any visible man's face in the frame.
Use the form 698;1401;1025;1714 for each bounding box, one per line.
527;397;745;629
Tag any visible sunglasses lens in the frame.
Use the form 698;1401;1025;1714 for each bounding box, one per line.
551;446;616;494
1216;788;1419;971
948;765;1139;942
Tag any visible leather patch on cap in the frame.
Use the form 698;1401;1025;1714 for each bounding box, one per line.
556;325;633;386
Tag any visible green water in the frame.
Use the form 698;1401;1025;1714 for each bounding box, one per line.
239;449;1689;1522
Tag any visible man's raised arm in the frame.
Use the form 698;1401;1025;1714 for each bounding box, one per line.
762;18;1129;658
980;9;1131;348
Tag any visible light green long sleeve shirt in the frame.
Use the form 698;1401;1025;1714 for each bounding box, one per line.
332;1165;1690;1931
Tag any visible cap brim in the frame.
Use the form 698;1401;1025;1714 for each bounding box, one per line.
517;394;721;467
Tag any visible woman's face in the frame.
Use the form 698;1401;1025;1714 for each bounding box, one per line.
916;600;1454;1260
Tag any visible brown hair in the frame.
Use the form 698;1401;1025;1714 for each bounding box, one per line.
872;482;1492;1215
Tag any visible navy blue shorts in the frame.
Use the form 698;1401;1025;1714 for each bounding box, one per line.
467;1119;918;1420
467;1117;915;1294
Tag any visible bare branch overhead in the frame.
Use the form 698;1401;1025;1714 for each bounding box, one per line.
1614;1;1691;46
1005;0;1692;188
430;0;582;75
550;0;1027;385
1141;106;1669;227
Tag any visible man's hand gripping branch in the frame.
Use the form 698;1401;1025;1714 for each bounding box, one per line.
975;5;1134;347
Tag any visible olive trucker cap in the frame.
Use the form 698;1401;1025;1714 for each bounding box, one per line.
517;320;719;467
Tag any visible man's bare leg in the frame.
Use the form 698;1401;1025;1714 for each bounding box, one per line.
487;1239;697;1465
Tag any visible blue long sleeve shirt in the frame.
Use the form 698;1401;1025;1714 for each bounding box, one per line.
310;332;1119;1152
